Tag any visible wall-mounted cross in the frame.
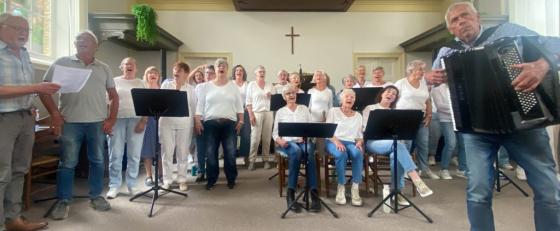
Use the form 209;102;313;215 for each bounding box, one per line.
285;26;300;55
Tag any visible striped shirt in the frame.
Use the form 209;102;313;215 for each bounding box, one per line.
0;40;37;112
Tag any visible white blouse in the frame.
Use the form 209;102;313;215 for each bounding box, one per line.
394;78;430;112
245;81;273;112
308;87;333;122
113;76;146;118
326;107;363;142
196;81;244;121
159;80;196;129
236;81;248;106
272;105;311;142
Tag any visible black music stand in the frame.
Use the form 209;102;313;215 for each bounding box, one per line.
494;161;529;197
129;88;189;217
364;109;433;223
352;87;382;112
301;82;316;93
278;122;339;218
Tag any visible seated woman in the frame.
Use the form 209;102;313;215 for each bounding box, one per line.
325;89;364;206
362;86;433;204
272;85;320;213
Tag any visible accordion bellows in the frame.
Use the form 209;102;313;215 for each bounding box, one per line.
443;36;560;134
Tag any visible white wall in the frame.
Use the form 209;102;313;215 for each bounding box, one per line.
157;11;441;88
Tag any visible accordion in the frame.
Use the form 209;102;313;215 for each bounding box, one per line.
443;36;560;134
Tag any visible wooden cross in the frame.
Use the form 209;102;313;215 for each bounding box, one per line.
285;26;300;55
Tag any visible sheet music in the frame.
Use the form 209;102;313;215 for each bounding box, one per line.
52;65;92;93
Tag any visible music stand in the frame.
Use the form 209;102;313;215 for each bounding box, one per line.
278;122;339;218
494;161;529;197
352;87;382;112
129;88;189;217
364;109;433;223
301;82;316;93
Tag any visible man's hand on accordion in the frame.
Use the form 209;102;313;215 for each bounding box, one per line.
511;58;550;92
426;68;447;85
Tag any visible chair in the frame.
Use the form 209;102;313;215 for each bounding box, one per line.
367;152;416;197
275;149;321;197
323;154;369;198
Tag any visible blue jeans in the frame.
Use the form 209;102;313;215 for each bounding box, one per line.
196;133;206;175
463;128;560;231
57;122;106;200
325;140;363;185
457;133;468;172
238;109;251;157
439;122;457;170
204;119;238;186
108;118;145;189
277;141;317;189
366;140;417;189
428;112;441;155
404;125;430;171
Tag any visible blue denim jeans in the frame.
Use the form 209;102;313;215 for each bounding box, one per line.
462;128;560;231
57;122;106;200
196;133;206;175
366;140;417;189
238;109;251;157
457;133;468;172
325;140;363;185
108;118;145;189
277;141;317;189
404;125;430;171
439;122;457;170
204;119;238;186
428;112;441;155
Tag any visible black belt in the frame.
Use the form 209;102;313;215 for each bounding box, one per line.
0;108;34;115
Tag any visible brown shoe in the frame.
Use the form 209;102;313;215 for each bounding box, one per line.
5;217;48;231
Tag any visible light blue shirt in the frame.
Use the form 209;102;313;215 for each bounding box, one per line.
0;40;37;112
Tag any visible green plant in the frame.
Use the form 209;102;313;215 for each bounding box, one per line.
131;4;158;45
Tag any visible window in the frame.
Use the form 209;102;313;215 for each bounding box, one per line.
1;0;52;56
509;0;559;36
353;53;405;83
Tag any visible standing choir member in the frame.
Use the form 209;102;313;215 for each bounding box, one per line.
195;59;244;190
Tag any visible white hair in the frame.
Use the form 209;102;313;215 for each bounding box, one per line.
254;65;265;74
445;2;479;27
340;88;356;98
76;30;99;45
406;60;426;75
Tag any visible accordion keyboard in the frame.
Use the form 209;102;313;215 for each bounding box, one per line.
500;45;539;115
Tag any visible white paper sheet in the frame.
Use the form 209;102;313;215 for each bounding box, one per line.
52;65;92;93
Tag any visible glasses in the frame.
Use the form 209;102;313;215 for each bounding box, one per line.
2;24;30;33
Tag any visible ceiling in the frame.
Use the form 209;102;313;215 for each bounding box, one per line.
233;0;354;12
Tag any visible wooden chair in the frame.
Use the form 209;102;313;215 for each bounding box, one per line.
23;118;60;210
276;149;321;197
368;152;416;197
323;154;369;198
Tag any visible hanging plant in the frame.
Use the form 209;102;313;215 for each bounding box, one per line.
131;4;158;45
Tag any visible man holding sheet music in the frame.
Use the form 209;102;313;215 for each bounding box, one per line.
39;30;119;220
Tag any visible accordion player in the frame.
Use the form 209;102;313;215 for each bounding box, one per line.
443;36;560;134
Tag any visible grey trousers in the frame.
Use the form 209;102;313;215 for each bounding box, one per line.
0;111;34;225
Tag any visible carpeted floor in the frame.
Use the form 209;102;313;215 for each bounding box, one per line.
23;162;535;231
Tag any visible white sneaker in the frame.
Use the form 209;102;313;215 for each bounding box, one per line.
516;167;527;181
421;169;441;180
450;157;459;167
179;182;188;191
428;156;436;166
350;183;362;207
128;186;140;196
455;170;468;179
440;169;453;180
187;154;194;164
412;179;433;197
263;161;271;170
106;188;119;199
335;184;346;205
500;163;514;171
162;183;172;190
392;195;410;206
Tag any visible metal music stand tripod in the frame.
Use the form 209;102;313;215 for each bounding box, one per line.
365;109;433;223
129;88;189;217
278;122;339;218
494;159;529;197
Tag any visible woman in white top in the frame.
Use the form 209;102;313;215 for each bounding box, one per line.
308;70;333;122
394;60;437;179
159;62;196;191
272;69;289;94
195;59;244;190
106;57;146;199
335;74;356;107
246;65;274;170
363;86;433;200
272;85;320;213
325;89;364;207
232;65;251;163
366;66;393;88
288;72;305;93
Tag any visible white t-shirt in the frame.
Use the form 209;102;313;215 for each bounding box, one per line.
431;83;452;122
113;76;146;118
159;80;196;128
364;81;394;88
272;83;288;94
235;81;248;106
308;87;333;122
246;81;273;112
196;80;244;121
394;78;430;112
272;105;311;142
361;103;390;131
326;107;363;142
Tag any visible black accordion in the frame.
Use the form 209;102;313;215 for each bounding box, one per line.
443;36;560;134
